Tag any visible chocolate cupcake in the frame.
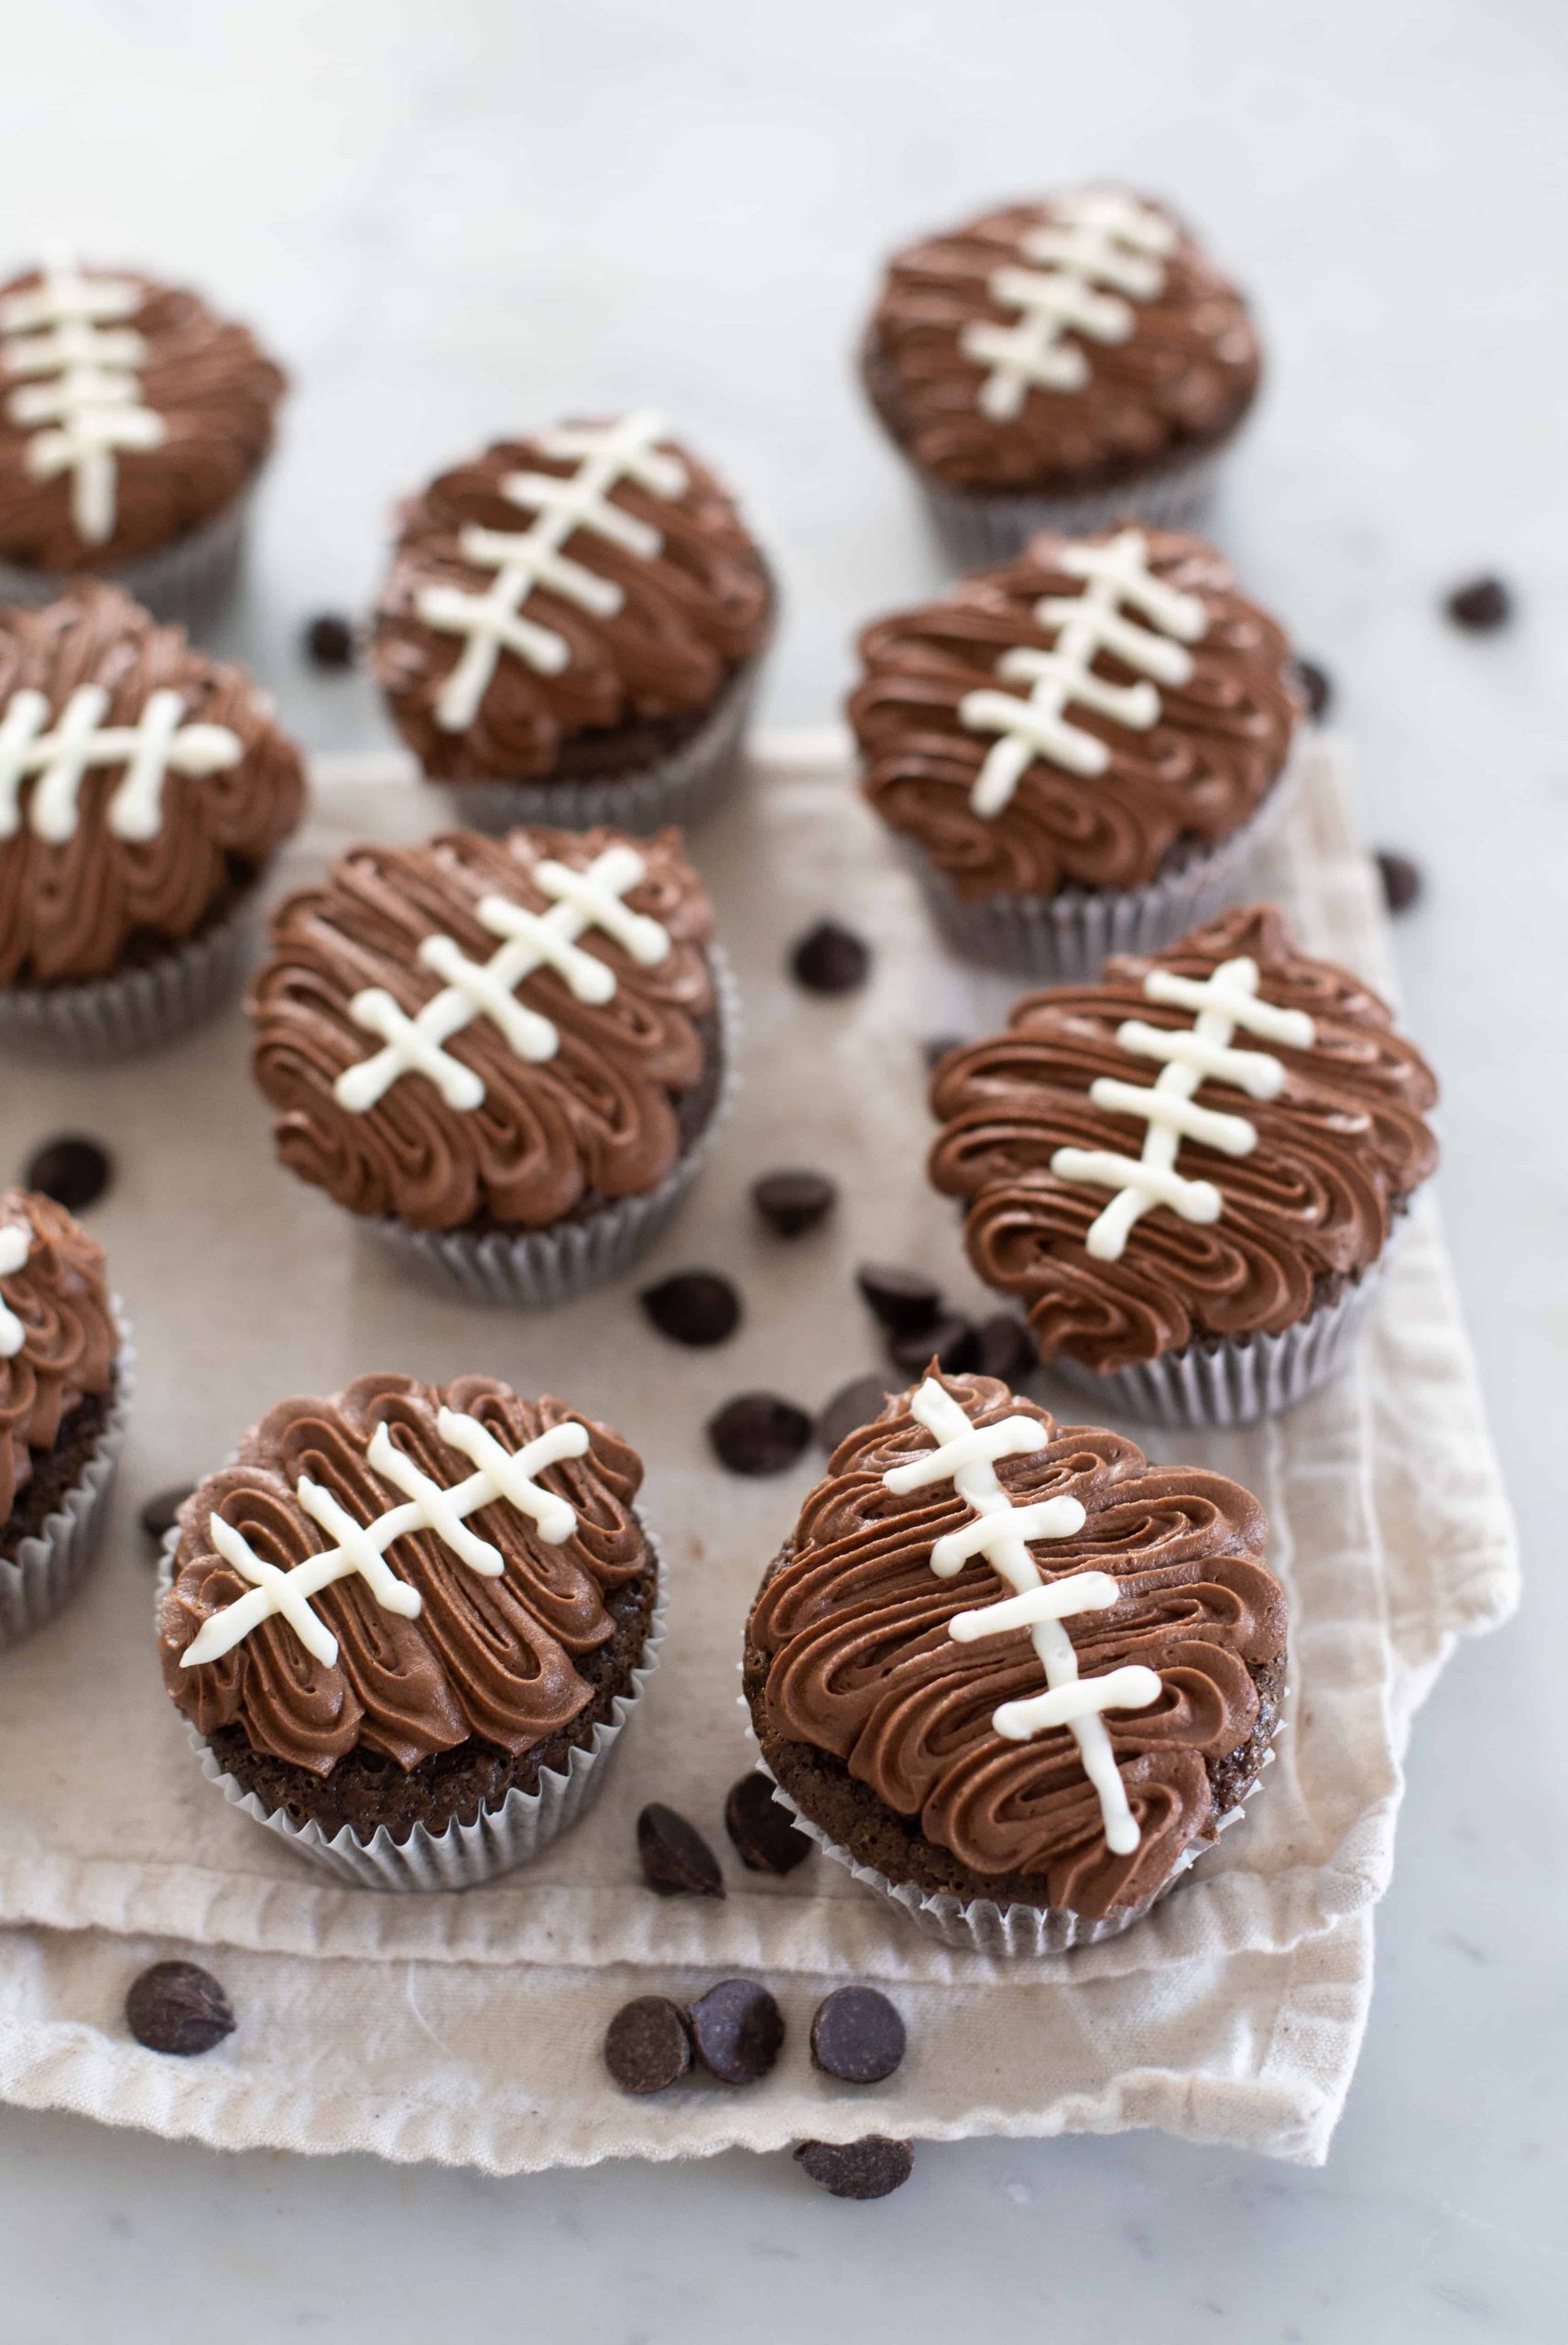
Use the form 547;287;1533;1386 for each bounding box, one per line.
850;524;1302;976
157;1372;662;1888
744;1366;1287;1953
0;259;286;619
0;585;306;1054
929;904;1440;1423
861;188;1260;562
1;1187;129;1647
247;821;734;1303
371;411;773;833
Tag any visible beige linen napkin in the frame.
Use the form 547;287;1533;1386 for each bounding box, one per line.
0;735;1517;2170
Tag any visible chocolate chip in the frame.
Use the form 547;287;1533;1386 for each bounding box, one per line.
793;2136;914;2198
752;1169;837;1239
975;1313;1035;1384
139;1483;193;1551
790;921;871;996
689;1980;785;2085
640;1270;741;1347
923;1034;968;1073
125;1961;234;2056
888;1313;980;1379
724;1772;814;1876
708;1392;813;1476
811;1987;907;2085
1296;658;1333;720
303;613;357;669
856;1262;943;1336
24;1135;112;1213
636;1804;725;1899
1376;849;1423;915
816;1372;894;1456
604;1996;693;2094
1443;574;1512;632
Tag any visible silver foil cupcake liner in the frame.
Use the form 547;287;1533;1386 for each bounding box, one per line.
0;891;255;1059
0;1310;135;1652
0;486;255;627
365;944;741;1307
436;660;760;837
1050;1260;1390;1430
919;438;1233;572
158;1516;666;1892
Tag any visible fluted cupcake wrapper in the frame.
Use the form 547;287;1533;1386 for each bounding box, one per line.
158;1516;667;1892
918;435;1236;572
0;1310;135;1652
0;891;255;1060
0;485;256;627
364;944;742;1308
434;659;762;838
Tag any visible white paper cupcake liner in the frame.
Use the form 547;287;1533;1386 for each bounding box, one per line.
1049;1260;1391;1430
0;890;255;1059
434;660;761;837
905;744;1300;980
919;437;1235;572
0;485;255;627
365;943;741;1307
158;1515;666;1892
0;1310;135;1652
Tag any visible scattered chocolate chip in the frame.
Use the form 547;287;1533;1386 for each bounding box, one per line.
790;920;870;996
856;1262;942;1336
1443;574;1512;632
708;1392;813;1477
793;2135;914;2199
888;1313;980;1379
636;1804;725;1899
724;1772;814;1876
303;613;357;669
1376;849;1423;915
689;1980;785;2085
1296;658;1333;720
811;1987;907;2085
975;1313;1035;1384
138;1483;193;1551
752;1169;837;1239
640;1270;741;1347
816;1372;894;1456
604;1996;693;2095
125;1961;234;2057
24;1135;112;1213
923;1034;968;1073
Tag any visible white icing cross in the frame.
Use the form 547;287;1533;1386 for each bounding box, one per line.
961;191;1177;423
1051;954;1317;1261
885;1377;1160;1857
958;528;1207;818
0;264;167;546
417;410;689;733
180;1408;592;1671
0;683;244;845
334;843;670;1115
0;1221;31;1359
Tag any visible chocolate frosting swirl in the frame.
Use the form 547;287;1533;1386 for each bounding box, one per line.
371;423;773;782
0;266;286;569
248;823;718;1230
930;905;1440;1372
0;586;305;983
158;1372;649;1775
0;1188;118;1521
747;1370;1285;1916
851;528;1301;900
862;191;1259;494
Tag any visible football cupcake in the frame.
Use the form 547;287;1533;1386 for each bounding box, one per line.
928;905;1440;1423
860;187;1260;563
0;257;286;619
0;585;306;1054
0;1187;128;1648
850;524;1302;977
157;1372;662;1888
247;821;734;1303
371;411;773;833
744;1366;1287;1953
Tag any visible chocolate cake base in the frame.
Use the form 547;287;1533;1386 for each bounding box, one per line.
1;1386;114;1564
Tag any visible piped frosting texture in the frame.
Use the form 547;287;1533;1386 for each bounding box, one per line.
0;1187;118;1522
929;905;1440;1372
746;1370;1285;1917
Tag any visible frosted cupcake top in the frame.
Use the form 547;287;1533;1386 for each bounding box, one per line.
0;1187;118;1520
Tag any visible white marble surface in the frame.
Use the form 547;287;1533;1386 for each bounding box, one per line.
0;1;1563;2338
